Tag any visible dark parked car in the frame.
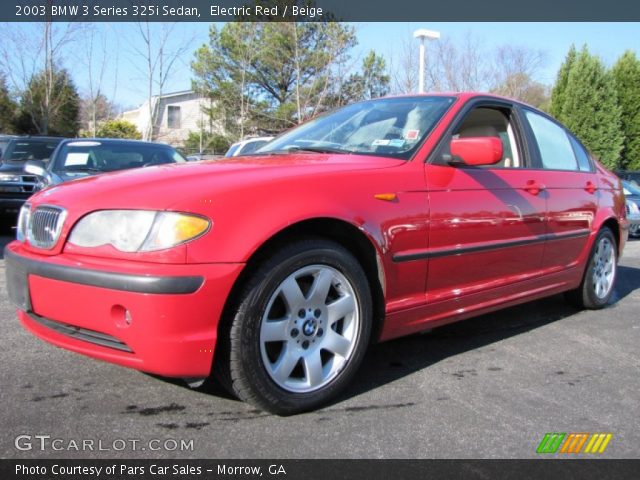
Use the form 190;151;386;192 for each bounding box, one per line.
24;138;187;187
623;180;640;237
0;134;19;159
0;136;64;221
616;170;640;186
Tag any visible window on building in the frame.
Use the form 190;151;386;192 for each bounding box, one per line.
167;106;181;129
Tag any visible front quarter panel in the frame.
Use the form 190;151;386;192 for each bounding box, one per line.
179;163;430;312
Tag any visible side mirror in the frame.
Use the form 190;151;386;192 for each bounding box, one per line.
449;136;503;166
24;159;47;177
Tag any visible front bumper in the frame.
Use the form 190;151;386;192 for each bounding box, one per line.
4;242;244;377
627;212;640;226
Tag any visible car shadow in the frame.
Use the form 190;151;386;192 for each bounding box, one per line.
149;262;640;411
337;294;580;405
335;263;640;406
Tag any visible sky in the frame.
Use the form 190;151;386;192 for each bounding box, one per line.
5;22;640;110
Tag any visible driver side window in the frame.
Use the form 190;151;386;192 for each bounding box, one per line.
450;106;522;168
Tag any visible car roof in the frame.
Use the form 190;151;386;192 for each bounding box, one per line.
9;136;65;142
61;138;172;147
381;91;539;109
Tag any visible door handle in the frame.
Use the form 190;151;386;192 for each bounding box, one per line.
524;180;545;196
585;181;598;194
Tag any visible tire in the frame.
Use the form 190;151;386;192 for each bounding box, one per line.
629;223;640;238
215;238;372;415
565;227;618;309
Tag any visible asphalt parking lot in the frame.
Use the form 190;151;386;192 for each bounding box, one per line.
1;231;639;459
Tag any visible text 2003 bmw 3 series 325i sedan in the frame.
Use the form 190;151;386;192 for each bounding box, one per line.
5;93;628;415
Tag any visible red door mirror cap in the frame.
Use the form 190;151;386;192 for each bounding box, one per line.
449;136;504;166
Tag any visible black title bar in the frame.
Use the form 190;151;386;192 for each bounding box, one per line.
5;0;640;22
3;459;640;480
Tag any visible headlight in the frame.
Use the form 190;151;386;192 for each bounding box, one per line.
68;210;210;252
0;174;21;182
16;203;31;242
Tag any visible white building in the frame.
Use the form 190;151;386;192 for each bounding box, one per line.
121;90;216;147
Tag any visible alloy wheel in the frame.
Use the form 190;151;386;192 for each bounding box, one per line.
259;265;360;393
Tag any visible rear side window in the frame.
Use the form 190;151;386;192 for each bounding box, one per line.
568;136;593;172
525;110;577;171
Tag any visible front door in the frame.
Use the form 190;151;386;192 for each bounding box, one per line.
425;103;547;306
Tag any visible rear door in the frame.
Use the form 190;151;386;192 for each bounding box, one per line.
521;109;596;273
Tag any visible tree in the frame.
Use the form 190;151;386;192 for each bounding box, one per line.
127;23;195;140
550;45;577;119
183;131;230;155
611;50;640;170
0;22;80;135
192;23;260;140
91;119;141;139
338;51;390;104
192;16;357;139
390;31;548;100
490;45;549;107
79;93;116;134
15;68;80;137
492;73;549;108
390;32;419;94
79;25;120;137
552;46;623;169
0;75;17;133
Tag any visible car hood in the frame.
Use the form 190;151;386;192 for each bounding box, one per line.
0;161;28;174
29;153;405;211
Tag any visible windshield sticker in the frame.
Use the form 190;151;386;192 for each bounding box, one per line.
404;130;420;140
65;153;90;166
388;139;406;148
372;139;391;146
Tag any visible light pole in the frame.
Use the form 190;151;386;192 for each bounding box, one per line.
413;29;440;94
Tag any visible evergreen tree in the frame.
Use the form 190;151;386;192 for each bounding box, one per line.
16;68;80;137
192;7;357;139
339;51;390;104
551;46;623;169
0;74;17;133
611;50;640;170
550;45;577;119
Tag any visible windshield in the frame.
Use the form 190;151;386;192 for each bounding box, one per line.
52;141;186;173
239;140;269;155
623;180;640;196
225;144;241;157
257;96;455;160
3;139;61;162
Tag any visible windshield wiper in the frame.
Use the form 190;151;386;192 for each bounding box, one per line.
62;166;102;173
283;145;351;154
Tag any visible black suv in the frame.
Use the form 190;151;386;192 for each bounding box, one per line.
0;136;65;221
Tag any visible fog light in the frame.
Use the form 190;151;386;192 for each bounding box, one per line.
112;305;132;328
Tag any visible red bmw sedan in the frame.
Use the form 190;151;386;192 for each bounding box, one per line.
5;93;628;414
